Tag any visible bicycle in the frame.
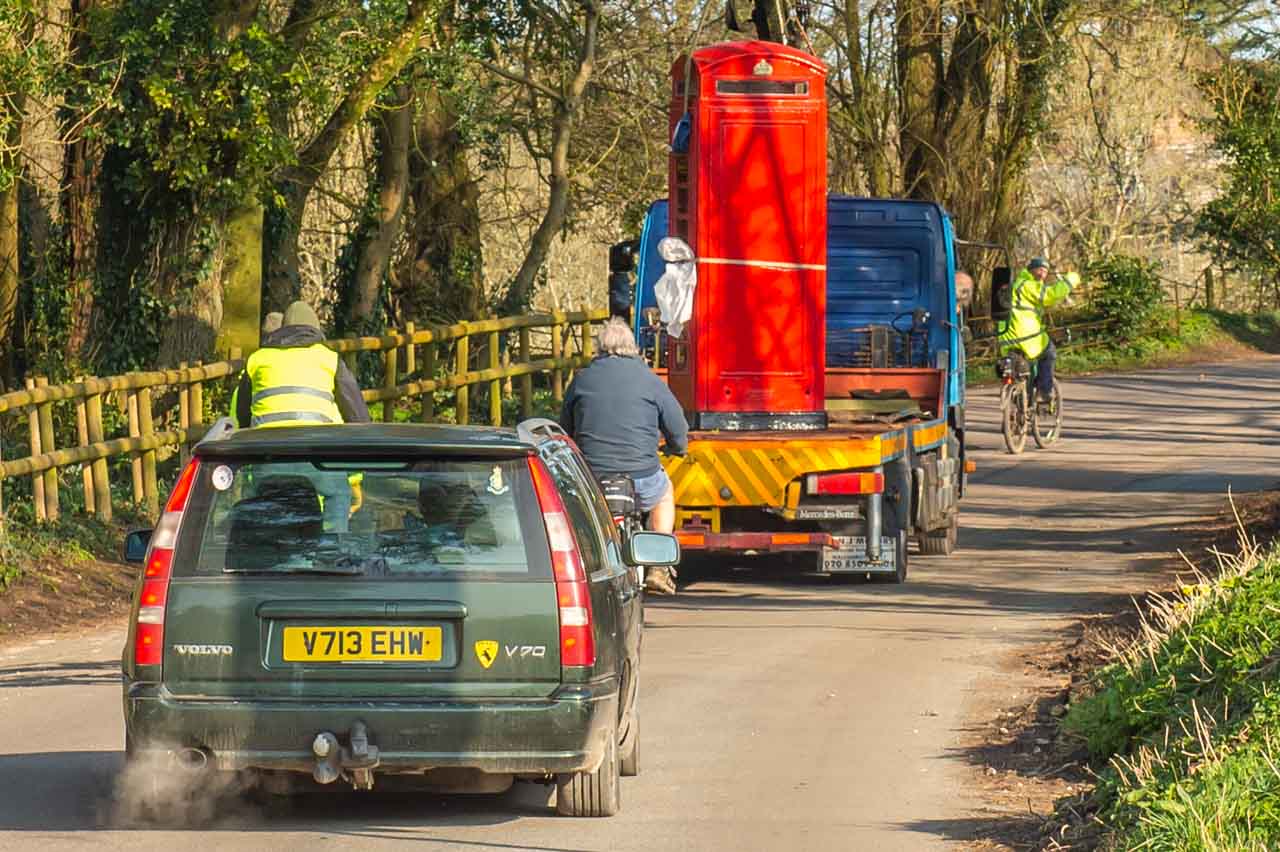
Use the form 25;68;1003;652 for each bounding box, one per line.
996;350;1062;454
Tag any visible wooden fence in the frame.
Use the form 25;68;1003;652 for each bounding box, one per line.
1;308;607;525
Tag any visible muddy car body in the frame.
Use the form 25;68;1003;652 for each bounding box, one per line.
121;421;677;816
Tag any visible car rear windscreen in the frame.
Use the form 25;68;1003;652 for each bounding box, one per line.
174;457;550;580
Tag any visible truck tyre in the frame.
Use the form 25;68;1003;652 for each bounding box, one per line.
620;709;639;777
918;513;959;556
556;725;621;817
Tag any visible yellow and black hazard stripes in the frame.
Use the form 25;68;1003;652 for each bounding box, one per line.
664;418;955;510
663;437;883;507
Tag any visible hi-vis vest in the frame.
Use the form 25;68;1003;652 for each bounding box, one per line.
997;269;1072;361
245;344;343;428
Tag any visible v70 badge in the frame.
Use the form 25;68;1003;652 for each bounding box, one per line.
505;644;547;659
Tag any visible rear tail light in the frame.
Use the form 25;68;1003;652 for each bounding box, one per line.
807;469;884;495
133;459;199;668
528;457;595;667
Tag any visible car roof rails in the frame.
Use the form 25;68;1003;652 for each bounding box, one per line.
517;418;568;445
195;416;238;448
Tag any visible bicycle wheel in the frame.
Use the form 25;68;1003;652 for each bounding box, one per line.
1033;379;1063;448
1001;383;1027;454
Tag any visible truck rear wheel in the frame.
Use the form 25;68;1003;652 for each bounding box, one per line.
917;513;959;556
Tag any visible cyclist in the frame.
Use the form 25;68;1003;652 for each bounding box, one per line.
561;317;689;594
997;258;1076;405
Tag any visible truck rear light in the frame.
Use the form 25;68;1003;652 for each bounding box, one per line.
528;457;595;667
807;470;884;495
133;459;198;668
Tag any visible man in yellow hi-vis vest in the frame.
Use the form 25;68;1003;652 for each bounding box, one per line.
232;300;370;530
997;258;1077;403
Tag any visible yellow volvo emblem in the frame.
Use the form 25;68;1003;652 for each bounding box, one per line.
474;640;498;669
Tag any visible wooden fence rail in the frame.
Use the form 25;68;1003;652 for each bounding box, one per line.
0;308;606;525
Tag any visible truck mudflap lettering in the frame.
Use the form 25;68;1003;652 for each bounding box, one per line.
822;536;898;574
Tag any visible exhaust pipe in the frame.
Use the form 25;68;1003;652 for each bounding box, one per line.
865;493;883;561
174;747;209;772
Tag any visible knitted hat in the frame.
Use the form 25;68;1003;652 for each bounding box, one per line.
283;301;321;330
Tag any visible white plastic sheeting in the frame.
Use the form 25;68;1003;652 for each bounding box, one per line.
654;237;696;338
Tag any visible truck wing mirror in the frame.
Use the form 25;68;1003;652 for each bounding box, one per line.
991;266;1012;323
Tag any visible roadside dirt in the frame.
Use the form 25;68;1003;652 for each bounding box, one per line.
0;554;136;646
958;489;1280;851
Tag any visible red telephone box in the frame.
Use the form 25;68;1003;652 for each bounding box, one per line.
667;42;828;431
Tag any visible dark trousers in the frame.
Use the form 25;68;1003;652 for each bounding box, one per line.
1034;339;1057;399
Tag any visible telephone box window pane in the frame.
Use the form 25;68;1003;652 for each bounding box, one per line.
715;80;809;96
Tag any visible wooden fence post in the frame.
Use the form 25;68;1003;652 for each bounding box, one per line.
456;334;470;425
85;392;112;522
581;311;594;362
178;362;191;466
138;387;158;517
421;341;436;423
382;345;398;423
35;377;58;521
404;322;417;376
75;385;94;515
25;379;45;523
127;391;144;506
189;363;203;432
551;317;564;403
489;325;501;426
518;326;533;420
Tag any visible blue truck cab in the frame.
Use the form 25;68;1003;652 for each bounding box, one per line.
632;196;966;428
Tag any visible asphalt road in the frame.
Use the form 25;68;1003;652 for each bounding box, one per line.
3;358;1279;851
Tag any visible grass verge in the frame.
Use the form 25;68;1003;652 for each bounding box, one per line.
967;309;1280;386
1053;507;1280;850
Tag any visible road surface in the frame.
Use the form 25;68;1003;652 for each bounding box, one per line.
2;358;1279;851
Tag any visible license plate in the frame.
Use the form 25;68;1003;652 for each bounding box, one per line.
282;626;443;662
822;535;895;573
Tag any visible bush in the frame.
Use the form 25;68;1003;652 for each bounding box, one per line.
1088;254;1167;339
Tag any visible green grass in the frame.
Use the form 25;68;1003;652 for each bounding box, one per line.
967;309;1280;386
1061;528;1280;850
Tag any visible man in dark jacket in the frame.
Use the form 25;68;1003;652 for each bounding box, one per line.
561;318;688;593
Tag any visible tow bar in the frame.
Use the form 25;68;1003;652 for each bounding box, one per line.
311;720;380;790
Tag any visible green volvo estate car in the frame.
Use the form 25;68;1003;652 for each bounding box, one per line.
121;418;677;817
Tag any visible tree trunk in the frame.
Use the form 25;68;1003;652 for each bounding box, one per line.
62;0;103;362
896;0;944;201
0;10;32;383
265;0;433;313
395;88;485;324
215;198;265;356
343;83;411;332
504;0;600;314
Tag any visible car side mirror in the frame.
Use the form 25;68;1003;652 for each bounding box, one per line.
624;531;680;567
991;266;1012;323
123;529;153;564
